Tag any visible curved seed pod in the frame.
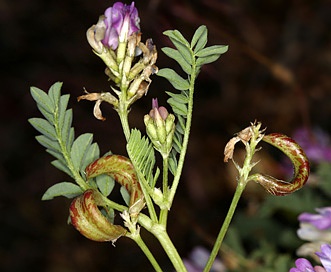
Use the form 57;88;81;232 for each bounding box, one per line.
252;133;310;196
85;155;144;209
70;189;126;242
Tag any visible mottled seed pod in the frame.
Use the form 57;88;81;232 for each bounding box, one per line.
252;133;310;196
85;155;144;208
70;189;127;242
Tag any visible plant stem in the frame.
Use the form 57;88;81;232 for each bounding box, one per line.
131;234;163;272
151;224;187;272
203;124;262;271
203;182;246;272
118;101;131;142
168;64;197;205
159;156;169;226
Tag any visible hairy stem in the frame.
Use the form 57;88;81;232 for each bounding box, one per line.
130;233;163;272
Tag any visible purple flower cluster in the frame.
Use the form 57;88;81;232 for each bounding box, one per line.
291;208;331;272
102;2;140;49
299;208;331;231
290;244;331;272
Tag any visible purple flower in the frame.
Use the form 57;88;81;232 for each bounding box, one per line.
299;207;331;230
183;246;226;272
291;244;331;272
290;258;326;272
290;258;316;272
102;2;140;49
292;127;331;163
316;244;331;271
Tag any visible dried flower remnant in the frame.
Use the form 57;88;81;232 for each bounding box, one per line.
223;125;254;162
77;90;119;121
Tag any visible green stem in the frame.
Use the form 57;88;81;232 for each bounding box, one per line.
203;125;262;271
159;156;169;226
162;155;169;194
100;194;128;213
203;182;246;272
136;172;158;223
117;100;131;142
150;224;187;272
131;234;163;272
168;65;197;205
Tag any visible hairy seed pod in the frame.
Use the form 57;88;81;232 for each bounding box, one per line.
85;155;144;209
69;189;127;242
252;133;310;196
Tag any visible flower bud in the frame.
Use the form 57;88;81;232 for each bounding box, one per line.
69;189;126;242
144;99;175;156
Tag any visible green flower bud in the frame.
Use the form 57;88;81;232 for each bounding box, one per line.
145;99;175;156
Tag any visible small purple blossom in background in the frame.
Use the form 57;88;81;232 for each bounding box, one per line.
102;2;140;49
296;208;331;259
183;246;226;272
290;244;331;272
292;127;331;163
316;244;331;272
290;258;321;272
299;207;331;230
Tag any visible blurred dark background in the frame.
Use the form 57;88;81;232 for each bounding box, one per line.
1;0;331;271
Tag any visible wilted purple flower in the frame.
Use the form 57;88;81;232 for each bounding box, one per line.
102;2;140;49
316;244;331;271
299;207;331;230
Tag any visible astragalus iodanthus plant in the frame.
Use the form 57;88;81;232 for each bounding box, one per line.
29;2;310;271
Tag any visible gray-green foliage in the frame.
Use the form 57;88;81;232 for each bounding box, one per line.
29;82;104;200
157;25;228;175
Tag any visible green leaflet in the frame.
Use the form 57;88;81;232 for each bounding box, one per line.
120;186;130;206
29;118;57;140
195;45;229;57
70;133;93;171
42;182;83;200
163;29;190;47
96;174;115;197
161;47;192;74
158;25;228;179
157;68;189;91
191;25;208;53
127;129;156;184
29;82;100;196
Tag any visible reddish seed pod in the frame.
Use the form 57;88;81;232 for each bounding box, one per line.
69;189;127;242
252;133;310;196
85;155;144;207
